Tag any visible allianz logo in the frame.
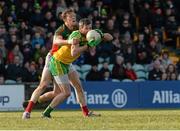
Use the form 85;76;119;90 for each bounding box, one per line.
153;90;180;104
66;89;127;108
111;89;127;108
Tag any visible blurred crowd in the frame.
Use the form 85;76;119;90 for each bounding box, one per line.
0;0;180;84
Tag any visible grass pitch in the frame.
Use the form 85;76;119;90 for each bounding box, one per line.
0;110;180;130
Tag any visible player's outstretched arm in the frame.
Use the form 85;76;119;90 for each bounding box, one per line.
102;33;113;42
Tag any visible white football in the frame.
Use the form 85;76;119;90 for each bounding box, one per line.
86;30;101;42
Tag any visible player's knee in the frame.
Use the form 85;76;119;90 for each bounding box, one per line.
64;92;71;98
53;90;60;97
38;82;48;90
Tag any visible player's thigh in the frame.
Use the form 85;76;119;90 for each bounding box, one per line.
68;64;81;84
53;80;61;94
40;53;52;84
54;74;71;95
68;64;84;92
40;66;52;84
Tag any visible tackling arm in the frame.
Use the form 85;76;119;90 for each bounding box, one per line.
53;35;69;46
71;39;88;57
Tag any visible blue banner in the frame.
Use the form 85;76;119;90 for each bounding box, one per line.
57;81;180;109
139;81;180;108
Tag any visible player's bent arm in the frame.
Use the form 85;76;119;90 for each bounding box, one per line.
53;35;69;46
71;44;88;57
102;33;113;42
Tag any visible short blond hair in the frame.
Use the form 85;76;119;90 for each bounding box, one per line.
79;18;92;28
61;9;75;21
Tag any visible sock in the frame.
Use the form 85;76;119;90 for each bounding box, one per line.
81;106;89;116
25;101;35;113
43;106;54;116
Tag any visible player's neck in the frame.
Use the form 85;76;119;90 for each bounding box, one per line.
65;23;74;31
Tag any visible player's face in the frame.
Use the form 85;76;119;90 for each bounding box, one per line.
80;24;92;35
66;13;77;26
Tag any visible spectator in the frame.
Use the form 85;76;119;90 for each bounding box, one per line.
119;20;134;37
84;47;99;65
56;0;67;22
161;51;172;69
30;3;44;27
70;1;79;14
153;32;162;50
19;21;31;39
31;30;45;49
5;55;23;81
93;19;102;29
0;74;4;84
0;62;5;77
176;58;180;74
22;41;33;63
0;24;8;43
0;38;7;64
139;2;152;28
43;11;53;29
36;56;44;77
134;33;148;64
125;62;137;81
102;71;112;81
86;63;102;81
166;64;177;80
165;15;178;47
123;45;136;64
161;73;168;80
152;8;164;31
42;0;56;17
79;0;93;18
122;32;133;49
104;19;115;35
98;40;114;62
99;61;111;78
112;55;126;80
169;73;177;80
6;34;19;51
28;61;39;82
148;60;163;80
17;1;31;22
111;30;123;55
21;61;31;82
8;44;24;65
147;38;161;63
143;26;151;44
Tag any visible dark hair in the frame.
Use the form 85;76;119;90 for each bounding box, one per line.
79;18;92;28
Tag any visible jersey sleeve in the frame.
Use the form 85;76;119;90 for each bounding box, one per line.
54;25;64;38
50;44;59;55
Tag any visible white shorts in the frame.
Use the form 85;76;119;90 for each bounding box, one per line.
53;64;76;84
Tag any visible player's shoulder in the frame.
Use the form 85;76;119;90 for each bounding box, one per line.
55;24;65;34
